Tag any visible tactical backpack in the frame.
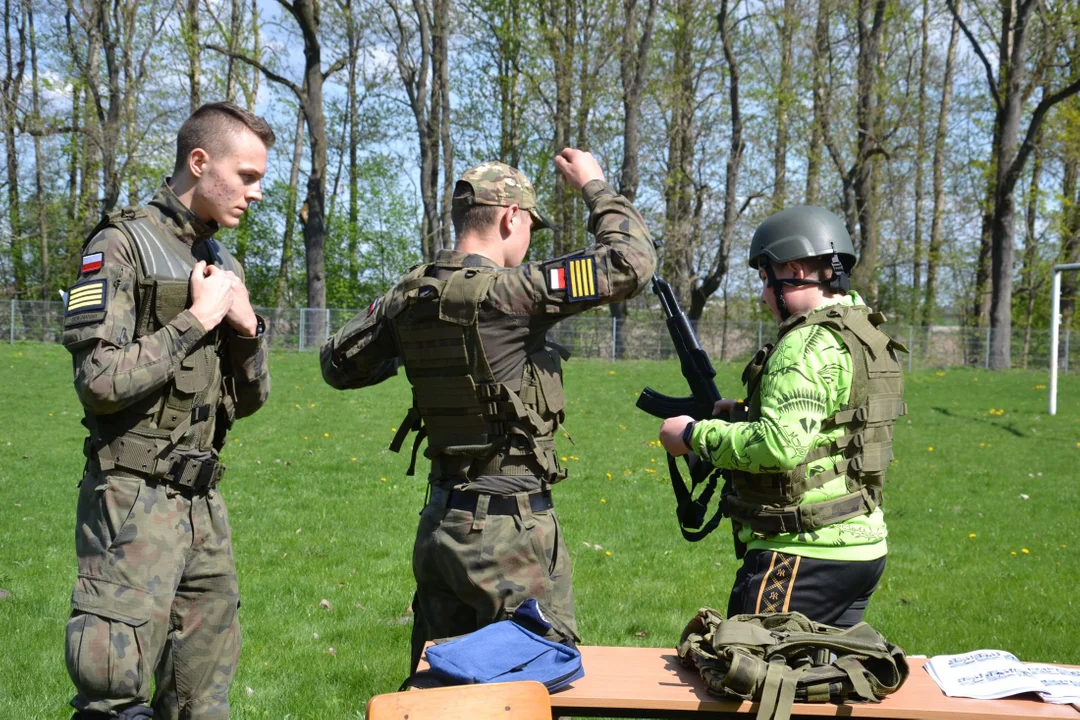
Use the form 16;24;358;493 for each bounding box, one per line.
678;609;908;720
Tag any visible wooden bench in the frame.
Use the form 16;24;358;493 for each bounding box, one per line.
423;645;1080;719
549;647;1079;719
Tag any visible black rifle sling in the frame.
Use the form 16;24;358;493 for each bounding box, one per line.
668;452;724;542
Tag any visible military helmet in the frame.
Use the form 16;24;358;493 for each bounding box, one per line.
748;205;856;271
455;161;553;230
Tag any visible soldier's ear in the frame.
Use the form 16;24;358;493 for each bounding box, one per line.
188;148;210;179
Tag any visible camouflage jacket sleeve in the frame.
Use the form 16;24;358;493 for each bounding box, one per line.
320;297;399;390
62;228;209;415
220;260;270;419
689;325;853;473
488;180;657;316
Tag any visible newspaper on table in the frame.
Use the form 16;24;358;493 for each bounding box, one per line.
925;649;1080;706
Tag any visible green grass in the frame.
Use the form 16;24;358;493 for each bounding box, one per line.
1;343;1078;718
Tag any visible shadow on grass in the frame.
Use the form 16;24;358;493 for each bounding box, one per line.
930;407;1026;438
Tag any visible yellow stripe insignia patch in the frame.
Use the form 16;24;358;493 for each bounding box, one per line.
65;279;107;315
565;256;599;302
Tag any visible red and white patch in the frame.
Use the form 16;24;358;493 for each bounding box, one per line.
548;266;566;291
366;297;381;317
80;252;103;274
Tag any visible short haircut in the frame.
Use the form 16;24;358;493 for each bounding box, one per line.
173;102;276;174
451;181;503;239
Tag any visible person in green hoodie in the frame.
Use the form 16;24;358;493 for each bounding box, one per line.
659;206;907;628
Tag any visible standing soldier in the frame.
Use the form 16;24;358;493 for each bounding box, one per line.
321;149;657;670
62;102;273;720
659;207;906;628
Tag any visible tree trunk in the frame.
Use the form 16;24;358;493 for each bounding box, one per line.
662;0;695;308
226;0;243;102
296;0;328;317
850;0;887;299
346;0;360;289
611;0;658;358
3;0;26;296
1061;154;1079;328
434;0;453;253
26;0;47;300
911;0;930;321
276;105;305;308
186;0;201;112
543;0;577;257
805;0;829;206
1019;136;1041;368
771;0;795;213
688;0;743;321
923;0;960;326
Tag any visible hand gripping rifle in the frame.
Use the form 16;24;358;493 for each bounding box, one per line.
635;274;728;542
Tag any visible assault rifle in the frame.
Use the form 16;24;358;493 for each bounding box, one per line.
636;274;728;542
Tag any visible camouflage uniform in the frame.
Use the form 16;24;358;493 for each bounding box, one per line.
62;181;270;719
321;163;656;665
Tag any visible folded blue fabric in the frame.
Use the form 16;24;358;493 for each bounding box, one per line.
424;619;584;692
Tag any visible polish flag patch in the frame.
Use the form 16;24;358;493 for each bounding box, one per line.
548;266;566;291
80;252;103;274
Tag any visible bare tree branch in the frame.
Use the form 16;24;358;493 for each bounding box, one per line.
947;0;1001;112
204;43;303;97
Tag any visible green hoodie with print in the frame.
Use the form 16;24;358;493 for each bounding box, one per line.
689;291;900;562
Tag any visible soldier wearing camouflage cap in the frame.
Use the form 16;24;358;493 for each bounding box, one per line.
659;206;906;629
61;102;273;719
322;149;657;670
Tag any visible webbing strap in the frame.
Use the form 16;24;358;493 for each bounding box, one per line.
834;656;876;701
772;665;805;720
713;621;777;649
390;407;421;453
755;661;785;720
832;398;907;426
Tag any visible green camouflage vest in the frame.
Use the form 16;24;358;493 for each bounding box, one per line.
726;304;907;535
678;609;908;720
387;263;568;485
82;207;241;489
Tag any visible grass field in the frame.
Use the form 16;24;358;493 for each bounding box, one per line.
1;342;1078;718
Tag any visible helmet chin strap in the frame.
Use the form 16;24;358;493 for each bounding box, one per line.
764;253;851;321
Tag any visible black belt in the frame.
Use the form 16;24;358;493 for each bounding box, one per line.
437;489;554;516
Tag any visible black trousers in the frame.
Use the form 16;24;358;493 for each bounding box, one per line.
727;550;886;628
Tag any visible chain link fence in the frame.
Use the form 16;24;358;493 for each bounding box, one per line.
3;299;1076;373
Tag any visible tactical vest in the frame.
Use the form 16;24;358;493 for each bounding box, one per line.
678;608;909;720
725;304;907;535
82;207;241;491
387;263;568;486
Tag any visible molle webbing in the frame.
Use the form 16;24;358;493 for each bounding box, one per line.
389;264;567;484
731;304;906;534
677;609;909;720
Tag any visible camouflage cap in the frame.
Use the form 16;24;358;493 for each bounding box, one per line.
455;161;553;230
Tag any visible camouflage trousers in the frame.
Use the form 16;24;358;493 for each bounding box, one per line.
65;471;240;719
410;488;579;669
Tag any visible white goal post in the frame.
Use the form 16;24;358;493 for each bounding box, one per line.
1050;263;1080;415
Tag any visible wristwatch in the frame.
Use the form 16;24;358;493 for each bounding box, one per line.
681;420;696;450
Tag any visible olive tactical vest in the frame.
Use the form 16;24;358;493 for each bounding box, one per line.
725;304;907;535
386;263;568;486
82;207;241;488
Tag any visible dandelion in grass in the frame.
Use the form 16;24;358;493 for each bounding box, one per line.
303;436;309;441
936;371;946;377
1022;548;1030;554
1011;551;1018;557
391;427;397;432
601;498;606;503
323;432;330;438
295;404;300;409
1033;384;1047;389
561;456;568;462
928;446;934;452
606;472;612;480
380;477;387;482
608;370;615;375
309;403;316;408
969;533;976;539
605;551;612;557
351;457;357;462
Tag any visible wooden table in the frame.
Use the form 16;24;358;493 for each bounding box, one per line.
544;646;1080;719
